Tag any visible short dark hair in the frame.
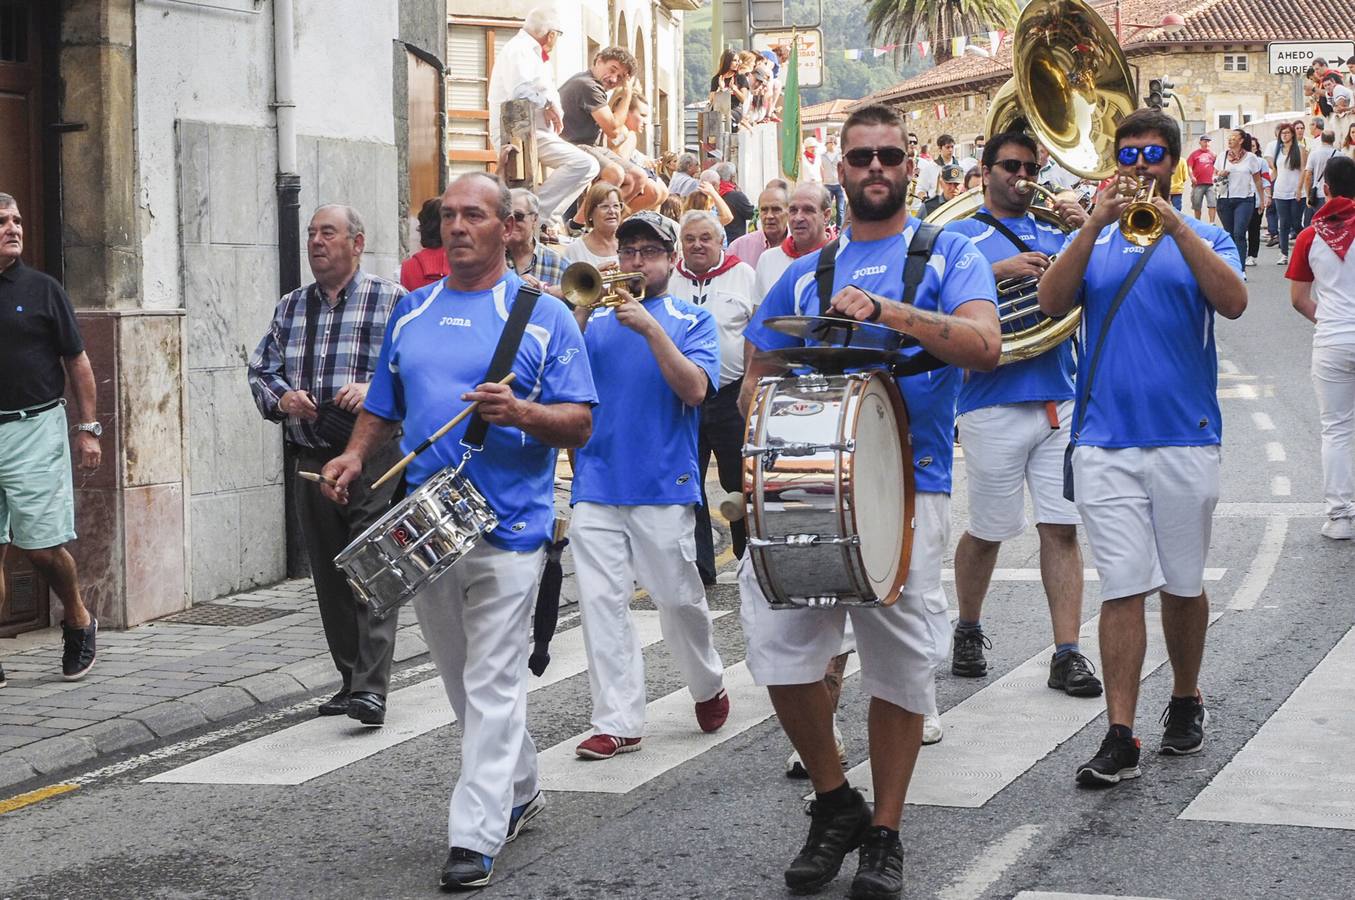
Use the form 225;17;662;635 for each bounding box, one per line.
840;104;906;149
938;133;955;147
417;197;442;249
450;172;512;221
1115;108;1181;164
1325;155;1355;199
594;46;638;76
982;131;1038;169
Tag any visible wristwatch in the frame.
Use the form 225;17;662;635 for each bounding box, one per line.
75;422;103;438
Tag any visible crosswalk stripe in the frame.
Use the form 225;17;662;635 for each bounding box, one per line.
537;656;861;794
841;607;1220;808
146;611;727;786
1179;625;1355;831
942;568;1225;583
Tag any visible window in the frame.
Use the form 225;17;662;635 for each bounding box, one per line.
1241;112;1254;124
1223;54;1248;72
963;94;976;112
447;19;518;174
1216;113;1233;129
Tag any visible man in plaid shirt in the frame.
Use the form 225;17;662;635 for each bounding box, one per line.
246;204;406;726
506;188;568;297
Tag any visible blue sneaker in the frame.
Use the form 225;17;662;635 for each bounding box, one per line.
506;790;546;843
440;847;493;891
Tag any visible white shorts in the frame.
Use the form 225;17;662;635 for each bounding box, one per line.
958;400;1080;541
1073;445;1220;602
739;492;952;716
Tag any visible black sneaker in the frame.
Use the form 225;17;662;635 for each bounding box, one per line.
61;619;97;681
784;789;872;894
440;847;493;891
1048;651;1103;697
0;662;7;688
1076;730;1141;786
1160;694;1208;755
951;627;990;677
849;826;904;900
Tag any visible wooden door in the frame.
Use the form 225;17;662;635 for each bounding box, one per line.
406;49;442;213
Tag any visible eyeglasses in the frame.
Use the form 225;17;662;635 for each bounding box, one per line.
992;159;1040;176
510;211;536;222
843;146;908;168
594;202;624;212
617;245;670;261
1116;144;1168;166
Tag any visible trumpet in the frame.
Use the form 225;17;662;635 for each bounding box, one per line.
560;262;646;310
1117;176;1165;247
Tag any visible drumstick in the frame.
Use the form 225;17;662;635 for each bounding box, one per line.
297;470;339;487
370;372;517;490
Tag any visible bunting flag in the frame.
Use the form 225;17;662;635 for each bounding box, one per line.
780;39;801;181
989;30;1004;54
910;110;922;120
951;36;967;56
935;102;947;119
880;43;900;52
917;40;930;58
844;49;863;60
872;47;888;58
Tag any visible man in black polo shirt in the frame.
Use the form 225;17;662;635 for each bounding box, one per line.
0;193;102;687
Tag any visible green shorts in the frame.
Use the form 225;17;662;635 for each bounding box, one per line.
0;402;77;550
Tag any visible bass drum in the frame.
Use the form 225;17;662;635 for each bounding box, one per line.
742;371;915;609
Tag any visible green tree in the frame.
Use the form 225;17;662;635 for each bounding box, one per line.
865;0;1019;62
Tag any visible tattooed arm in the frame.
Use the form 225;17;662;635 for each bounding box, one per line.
828;285;1001;372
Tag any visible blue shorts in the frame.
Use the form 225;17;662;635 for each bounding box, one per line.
0;402;77;550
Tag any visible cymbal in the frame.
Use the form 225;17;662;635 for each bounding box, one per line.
763;315;911;348
758;347;906;374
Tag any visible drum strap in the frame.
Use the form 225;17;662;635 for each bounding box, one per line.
1062;237;1163;501
973;213;1034;255
463;285;542;449
812;223;947;376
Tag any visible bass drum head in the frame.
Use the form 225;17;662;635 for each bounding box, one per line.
850;376;908;600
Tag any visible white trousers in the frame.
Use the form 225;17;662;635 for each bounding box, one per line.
534;114;600;223
570;502;725;737
1312;342;1355;520
413;540;544;857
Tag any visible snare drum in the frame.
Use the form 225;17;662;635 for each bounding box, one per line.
743;371;914;609
334;466;498;619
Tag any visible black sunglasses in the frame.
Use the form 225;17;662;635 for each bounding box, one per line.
992;159;1040;176
843;146;908;168
510;210;535;222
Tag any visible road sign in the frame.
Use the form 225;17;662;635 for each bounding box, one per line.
750;30;823;89
1267;41;1355;75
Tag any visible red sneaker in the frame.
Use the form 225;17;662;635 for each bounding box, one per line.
695;689;730;733
575;734;642;760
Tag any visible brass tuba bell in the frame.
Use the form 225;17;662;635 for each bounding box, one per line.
560;262;647;310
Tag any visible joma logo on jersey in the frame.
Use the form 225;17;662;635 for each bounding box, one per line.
557;348;580;364
1122;246;1146;254
438;316;472;327
852;265;888;278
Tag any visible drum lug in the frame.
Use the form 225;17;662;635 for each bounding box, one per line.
743;440;855;459
794;373;833;392
748;534;859;548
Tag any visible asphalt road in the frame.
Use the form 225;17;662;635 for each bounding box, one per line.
2;252;1353;900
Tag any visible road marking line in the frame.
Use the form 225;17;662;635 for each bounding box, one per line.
1217;384;1259;400
1251;411;1275;431
1218;357;1239;375
1013;893;1175;900
1229;515;1288;611
1181;625;1355;831
537;656;860;795
146;612;726;786
1265;442;1287;462
942;568;1224;583
1270;475;1291;496
0;783;79;816
937;823;1042;900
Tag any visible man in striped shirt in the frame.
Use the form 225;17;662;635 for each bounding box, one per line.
247;204;405;726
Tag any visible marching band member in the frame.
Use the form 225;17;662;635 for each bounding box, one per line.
322;173;597;890
667;210;759;584
569;211;731;761
739;104;999;899
941;132;1102;698
1039;109;1247;787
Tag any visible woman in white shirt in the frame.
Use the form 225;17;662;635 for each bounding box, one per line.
1214;128;1266;265
1271;123;1308;265
563;183;622;270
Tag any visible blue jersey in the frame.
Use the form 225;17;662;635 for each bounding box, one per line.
946;208;1075;414
744;221;998;494
571;293;722;506
365;271;598;551
1067;218;1240;448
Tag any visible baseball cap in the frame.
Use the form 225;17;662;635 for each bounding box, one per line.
616;211;677;248
940;164;965;184
1199;134;1212;142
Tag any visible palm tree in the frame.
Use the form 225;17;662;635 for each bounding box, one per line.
866;0;1021;63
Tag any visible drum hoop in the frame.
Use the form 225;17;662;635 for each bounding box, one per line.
842;371;914;606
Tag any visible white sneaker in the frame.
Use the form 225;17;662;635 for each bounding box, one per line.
922;715;944;745
1277;254;1288;265
785;722;848;778
1321;517;1355;540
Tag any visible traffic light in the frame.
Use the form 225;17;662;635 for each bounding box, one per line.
1161;79;1175;104
1147;79;1164;108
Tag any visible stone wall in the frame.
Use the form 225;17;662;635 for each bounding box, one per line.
178;120;399;603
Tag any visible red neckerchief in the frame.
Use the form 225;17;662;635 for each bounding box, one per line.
780;234;829;260
717;180;738;196
804;148;817;164
677;252;743;283
1314;196;1355;261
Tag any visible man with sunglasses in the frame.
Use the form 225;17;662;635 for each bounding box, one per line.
941;132;1100;702
1039;109;1247;788
569;211;731;762
505;188;567;297
738;104;999;899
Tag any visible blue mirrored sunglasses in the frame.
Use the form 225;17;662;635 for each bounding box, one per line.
1117;144;1168;166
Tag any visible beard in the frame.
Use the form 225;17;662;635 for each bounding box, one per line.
846;175;909;222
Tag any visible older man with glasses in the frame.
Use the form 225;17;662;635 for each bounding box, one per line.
505;188;568;297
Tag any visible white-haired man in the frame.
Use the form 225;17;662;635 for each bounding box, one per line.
487;7;599;227
754;182;833;299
